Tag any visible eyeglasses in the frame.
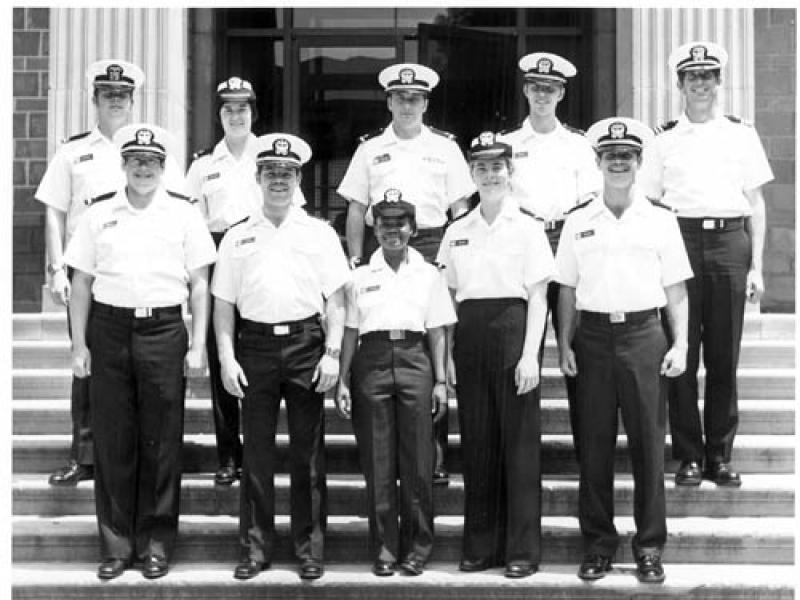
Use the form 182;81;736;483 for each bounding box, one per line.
98;90;132;101
125;156;163;168
527;82;562;95
600;150;638;162
684;70;718;83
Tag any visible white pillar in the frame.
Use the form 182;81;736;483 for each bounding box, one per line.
47;7;188;169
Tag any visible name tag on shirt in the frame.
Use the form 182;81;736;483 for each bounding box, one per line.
236;236;256;247
423;156;445;165
76;154;93;164
361;284;381;294
373;153;391;165
205;172;221;181
102;220;118;230
450;239;469;247
514;151;529;159
576;229;595;240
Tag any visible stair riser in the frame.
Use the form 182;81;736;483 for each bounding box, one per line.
12;526;794;565
13;405;794;436
13;484;794;518
13;343;794;369
12;373;796;400
13;441;795;475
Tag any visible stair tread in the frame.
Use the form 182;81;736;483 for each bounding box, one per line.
11;562;798;593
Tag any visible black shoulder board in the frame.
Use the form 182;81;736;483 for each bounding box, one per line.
648;198;675;212
562;123;586;136
90;191;115;205
566;197;594;215
167;190;196;204
428;126;456;141
192;147;213;160
358;127;386;143
432;261;446;271
519;206;538;220
64;131;91;143
725;114;752;127
654;120;678;135
229;215;250;229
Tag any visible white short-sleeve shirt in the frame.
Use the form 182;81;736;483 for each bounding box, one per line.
638;114;774;218
185;133;306;233
63;187;217;308
345;247;456;334
337;124;476;228
555;191;693;312
212;206;350;322
436;200;556;303
499;119;602;222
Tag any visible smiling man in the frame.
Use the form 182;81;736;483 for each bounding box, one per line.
556;117;692;585
212;133;349;582
638;41;774;489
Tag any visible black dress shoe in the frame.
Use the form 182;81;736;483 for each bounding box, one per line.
214;464;240;486
299;559;324;580
433;469;449;486
458;557;493;572
505;563;537;578
97;558;128;580
234;558;268;580
372;560;396;576
49;460;94;486
399;558;424;576
142;555;169;579
636;554;665;583
675;460;703;486
577;554;612;580
703;462;742;487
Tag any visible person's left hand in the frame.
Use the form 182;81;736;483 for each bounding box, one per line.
660;345;686;377
515;353;540;395
432;382;448;423
184;345;207;377
313;354;339;393
746;269;765;304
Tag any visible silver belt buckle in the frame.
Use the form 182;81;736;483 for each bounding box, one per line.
134;307;152;318
609;311;626;324
389;329;405;340
702;219;716;230
273;324;290;336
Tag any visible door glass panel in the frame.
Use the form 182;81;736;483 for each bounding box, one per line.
225;38;285;135
298;45;397;222
294;8;394;28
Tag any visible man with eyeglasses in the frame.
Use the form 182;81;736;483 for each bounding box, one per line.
338;62;475;486
35;59;147;487
638;41;774;489
556;117;692;585
213;134;349;582
499;52;602;461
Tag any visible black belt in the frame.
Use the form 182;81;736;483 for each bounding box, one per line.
240;314;319;337
581;308;660;325
678;216;745;232
92;300;182;320
360;330;424;343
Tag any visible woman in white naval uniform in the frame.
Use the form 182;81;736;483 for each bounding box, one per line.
336;189;455;577
436;132;555;578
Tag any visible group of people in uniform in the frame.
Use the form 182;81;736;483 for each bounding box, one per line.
36;38;773;585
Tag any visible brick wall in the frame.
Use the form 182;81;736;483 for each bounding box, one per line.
13;7;49;312
754;8;796;313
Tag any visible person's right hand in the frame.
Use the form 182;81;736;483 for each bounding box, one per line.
221;358;248;398
72;345;91;378
335;381;352;420
559;347;578;377
49;269;71;306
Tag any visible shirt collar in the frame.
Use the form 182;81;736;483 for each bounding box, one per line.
111;185;170;214
368;245;424;272
213;133;259;161
248;204;306;230
589;186;651;220
520;117;565;140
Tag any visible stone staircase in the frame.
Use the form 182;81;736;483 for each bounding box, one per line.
11;312;797;599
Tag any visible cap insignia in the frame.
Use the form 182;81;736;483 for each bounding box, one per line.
399;68;415;85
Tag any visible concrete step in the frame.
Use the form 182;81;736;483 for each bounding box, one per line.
11;562;797;600
11;367;797;400
14;311;795;341
12;473;795;518
13;434;796;475
11;515;796;565
12;397;795;436
12;337;795;369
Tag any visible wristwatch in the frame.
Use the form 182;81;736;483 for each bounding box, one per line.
47;262;65;276
324;346;341;359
